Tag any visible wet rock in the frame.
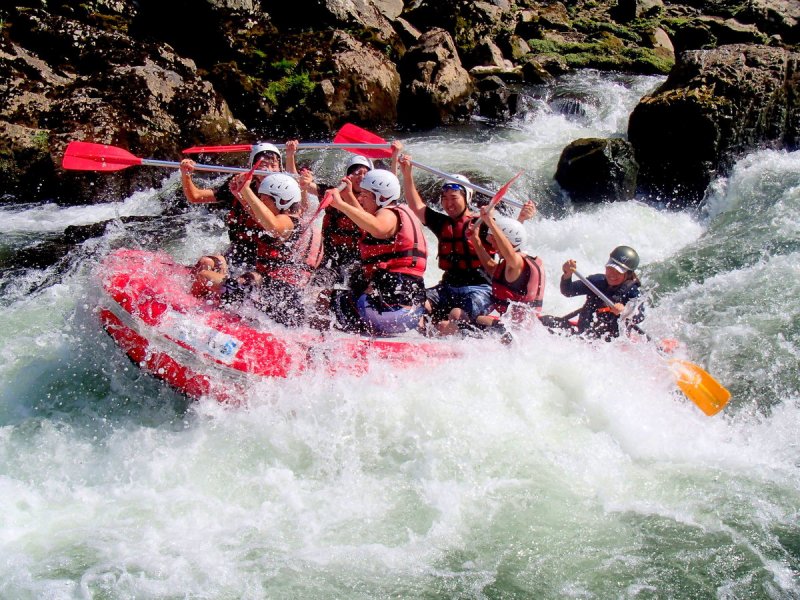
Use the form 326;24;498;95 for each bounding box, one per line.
475;75;519;121
555;137;638;202
398;29;475;128
1;7;243;204
628;44;800;205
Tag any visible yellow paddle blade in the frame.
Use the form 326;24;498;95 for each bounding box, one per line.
668;359;731;416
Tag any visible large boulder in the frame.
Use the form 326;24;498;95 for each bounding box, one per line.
1;7;243;203
554;137;639;203
628;44;800;205
306;31;401;131
398;29;475;128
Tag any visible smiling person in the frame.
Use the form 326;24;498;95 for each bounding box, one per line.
399;153;538;335
184;142;284;298
398;153;494;334
325;169;428;336
540;246;644;340
214;172;320;327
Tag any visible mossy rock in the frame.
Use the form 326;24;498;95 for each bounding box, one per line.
527;34;673;74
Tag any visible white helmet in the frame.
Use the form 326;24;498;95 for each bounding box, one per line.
258;173;301;210
249;142;281;169
360;169;401;207
346;155;374;175
441;174;474;205
492;216;527;250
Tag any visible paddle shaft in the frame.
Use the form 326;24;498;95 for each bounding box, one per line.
140;158;293;179
295;143;391;150
408;159;525;209
184;143;393;153
573;270;650;339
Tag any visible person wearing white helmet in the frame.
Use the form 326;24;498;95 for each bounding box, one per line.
184;140;286;299
539;246;644;340
325;168;429;335
398;152;538;335
202;171;321;327
450;205;547;341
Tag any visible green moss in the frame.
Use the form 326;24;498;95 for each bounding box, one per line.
527;34;673;74
263;70;316;107
32;130;49;149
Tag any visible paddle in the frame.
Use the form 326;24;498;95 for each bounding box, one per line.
573;269;731;416
487;170;524;211
333;123;526;209
183;142;393;154
62;141;278;177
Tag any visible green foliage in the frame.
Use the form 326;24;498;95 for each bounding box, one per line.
263;67;317;107
31;130;49;149
271;59;296;75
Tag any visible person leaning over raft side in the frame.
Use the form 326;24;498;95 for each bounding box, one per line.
398;152;539;334
452;205;545;341
539;246;644;340
218;172;318;327
325;169;429;336
182;142;284;297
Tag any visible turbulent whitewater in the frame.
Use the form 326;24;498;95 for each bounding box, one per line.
0;71;797;598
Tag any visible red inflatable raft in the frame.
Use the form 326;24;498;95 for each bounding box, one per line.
97;249;459;402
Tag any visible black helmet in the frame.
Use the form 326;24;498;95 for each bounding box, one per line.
608;246;639;272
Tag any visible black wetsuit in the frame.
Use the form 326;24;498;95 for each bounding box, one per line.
541;274;644;340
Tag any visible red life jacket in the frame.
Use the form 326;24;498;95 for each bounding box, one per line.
437;214;483;271
255;215;320;287
359;205;428;279
323;207;361;250
226;197;266;257
491;254;545;313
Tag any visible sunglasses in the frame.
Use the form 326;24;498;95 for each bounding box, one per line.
441;183;466;194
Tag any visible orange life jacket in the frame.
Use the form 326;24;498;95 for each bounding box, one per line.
491;254;545;313
359;205;428;280
437;214;483;271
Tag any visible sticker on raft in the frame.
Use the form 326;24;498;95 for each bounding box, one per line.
162;309;242;364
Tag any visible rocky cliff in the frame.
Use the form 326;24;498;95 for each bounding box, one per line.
1;0;798;204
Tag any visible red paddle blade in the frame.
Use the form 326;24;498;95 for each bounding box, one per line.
488;170;524;210
333;123;393;159
182;144;252;154
62;141;143;171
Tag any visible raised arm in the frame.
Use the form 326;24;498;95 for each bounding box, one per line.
390;140;403;175
398;154;427;223
481;206;524;281
468;219;497;274
517;200;537;223
238;180;294;239
180;159;218;203
329;188;399;239
284;139;299;174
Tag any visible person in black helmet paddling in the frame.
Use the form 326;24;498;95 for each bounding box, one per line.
539;246;644;340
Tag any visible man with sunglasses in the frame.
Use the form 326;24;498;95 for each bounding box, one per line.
398;153;496;333
398;153;538;334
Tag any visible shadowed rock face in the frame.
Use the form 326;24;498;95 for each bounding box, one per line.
2;1;800;207
398;29;475;128
628;44;800;205
555;138;639;203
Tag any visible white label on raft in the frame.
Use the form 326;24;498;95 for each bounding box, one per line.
161;309;242;365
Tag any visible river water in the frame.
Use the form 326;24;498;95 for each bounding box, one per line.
0;71;798;598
